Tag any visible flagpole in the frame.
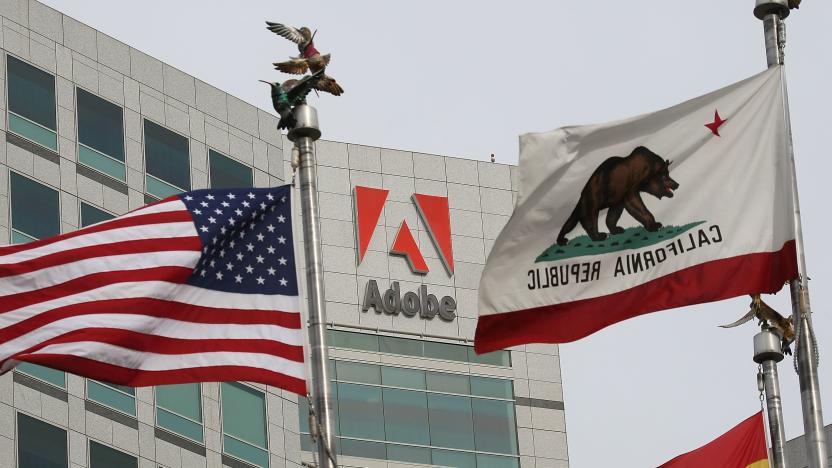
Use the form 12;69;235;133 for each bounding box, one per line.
288;104;338;468
754;2;828;467
754;329;788;467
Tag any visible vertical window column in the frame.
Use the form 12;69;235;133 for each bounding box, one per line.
17;413;67;468
7;55;57;150
156;383;204;443
77;88;125;181
144;119;190;198
10;173;65;386
221;382;269;467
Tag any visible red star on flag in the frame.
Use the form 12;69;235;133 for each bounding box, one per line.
705;110;727;136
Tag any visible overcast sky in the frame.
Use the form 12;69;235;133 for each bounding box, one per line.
41;1;832;466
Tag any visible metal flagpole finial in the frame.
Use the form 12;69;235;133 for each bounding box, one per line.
754;0;790;19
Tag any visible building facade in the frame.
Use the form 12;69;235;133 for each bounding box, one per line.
0;1;569;467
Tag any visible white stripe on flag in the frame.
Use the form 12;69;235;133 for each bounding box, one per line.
27;341;306;379
1;281;301;327
0;314;304;360
0;222;197;264
0;251;200;296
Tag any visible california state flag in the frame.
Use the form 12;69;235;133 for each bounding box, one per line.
658;412;769;467
475;67;796;353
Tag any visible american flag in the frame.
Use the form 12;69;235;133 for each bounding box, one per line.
0;186;306;395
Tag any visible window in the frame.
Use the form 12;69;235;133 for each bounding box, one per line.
156;383;204;443
209;149;253;188
7;55;57;150
221;382;268;467
327;329;511;367
17;413;67;468
300;361;519;467
89;441;137;468
87;380;136;416
10;173;65;386
144;119;190;198
10;172;59;243
80;202;115;227
77;88;125;181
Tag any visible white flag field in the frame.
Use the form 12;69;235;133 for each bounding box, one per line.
475;66;797;353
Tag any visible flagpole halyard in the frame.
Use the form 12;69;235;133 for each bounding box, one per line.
289;104;338;468
754;1;828;466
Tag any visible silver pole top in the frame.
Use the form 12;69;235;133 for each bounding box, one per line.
754;0;790;19
754;329;785;363
288;104;321;142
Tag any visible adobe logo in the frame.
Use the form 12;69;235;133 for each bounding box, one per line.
354;186;453;275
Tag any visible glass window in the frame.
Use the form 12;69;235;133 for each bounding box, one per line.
80;202;114;227
381;366;425;390
426;372;470;395
328;330;378;352
144;119;190;198
379;336;422;357
336;361;380;384
156;383;204;443
476;454;521;468
432;449;476;468
10;172;59;241
428;393;475;450
469;348;512;367
340;439;386;460
425;341;468;362
221;382;268;468
470;376;514;399
88;380;136;416
89;441;137;468
471;399;519;455
77;88;125;181
382;388;429;445
7;55;57;150
209;149;252;188
337;383;384;440
17;412;67;468
386;444;431;464
15;363;66;387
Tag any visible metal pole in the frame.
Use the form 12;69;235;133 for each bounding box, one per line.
754;2;828;467
288;104;338;468
755;329;788;468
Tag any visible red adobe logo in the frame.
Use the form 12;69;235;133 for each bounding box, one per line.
354;186;453;275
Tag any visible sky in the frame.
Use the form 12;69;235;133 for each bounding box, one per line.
41;1;832;466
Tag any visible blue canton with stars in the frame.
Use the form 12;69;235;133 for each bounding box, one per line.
180;186;298;296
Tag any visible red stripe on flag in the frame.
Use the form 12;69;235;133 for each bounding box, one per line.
0;298;301;344
0;267;194;313
15;353;308;395
475;241;796;353
13;328;305;362
0;238;201;278
0;210;193;256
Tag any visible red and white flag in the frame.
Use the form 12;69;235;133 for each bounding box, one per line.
0;186;306;395
476;67;796;353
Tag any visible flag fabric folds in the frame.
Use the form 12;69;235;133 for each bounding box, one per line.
0;185;306;395
658;411;769;468
476;67;797;353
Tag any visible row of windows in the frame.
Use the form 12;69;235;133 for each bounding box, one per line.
19;412;137;468
6;54;255;199
299;360;520;467
328;329;512;367
15;381;267;467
